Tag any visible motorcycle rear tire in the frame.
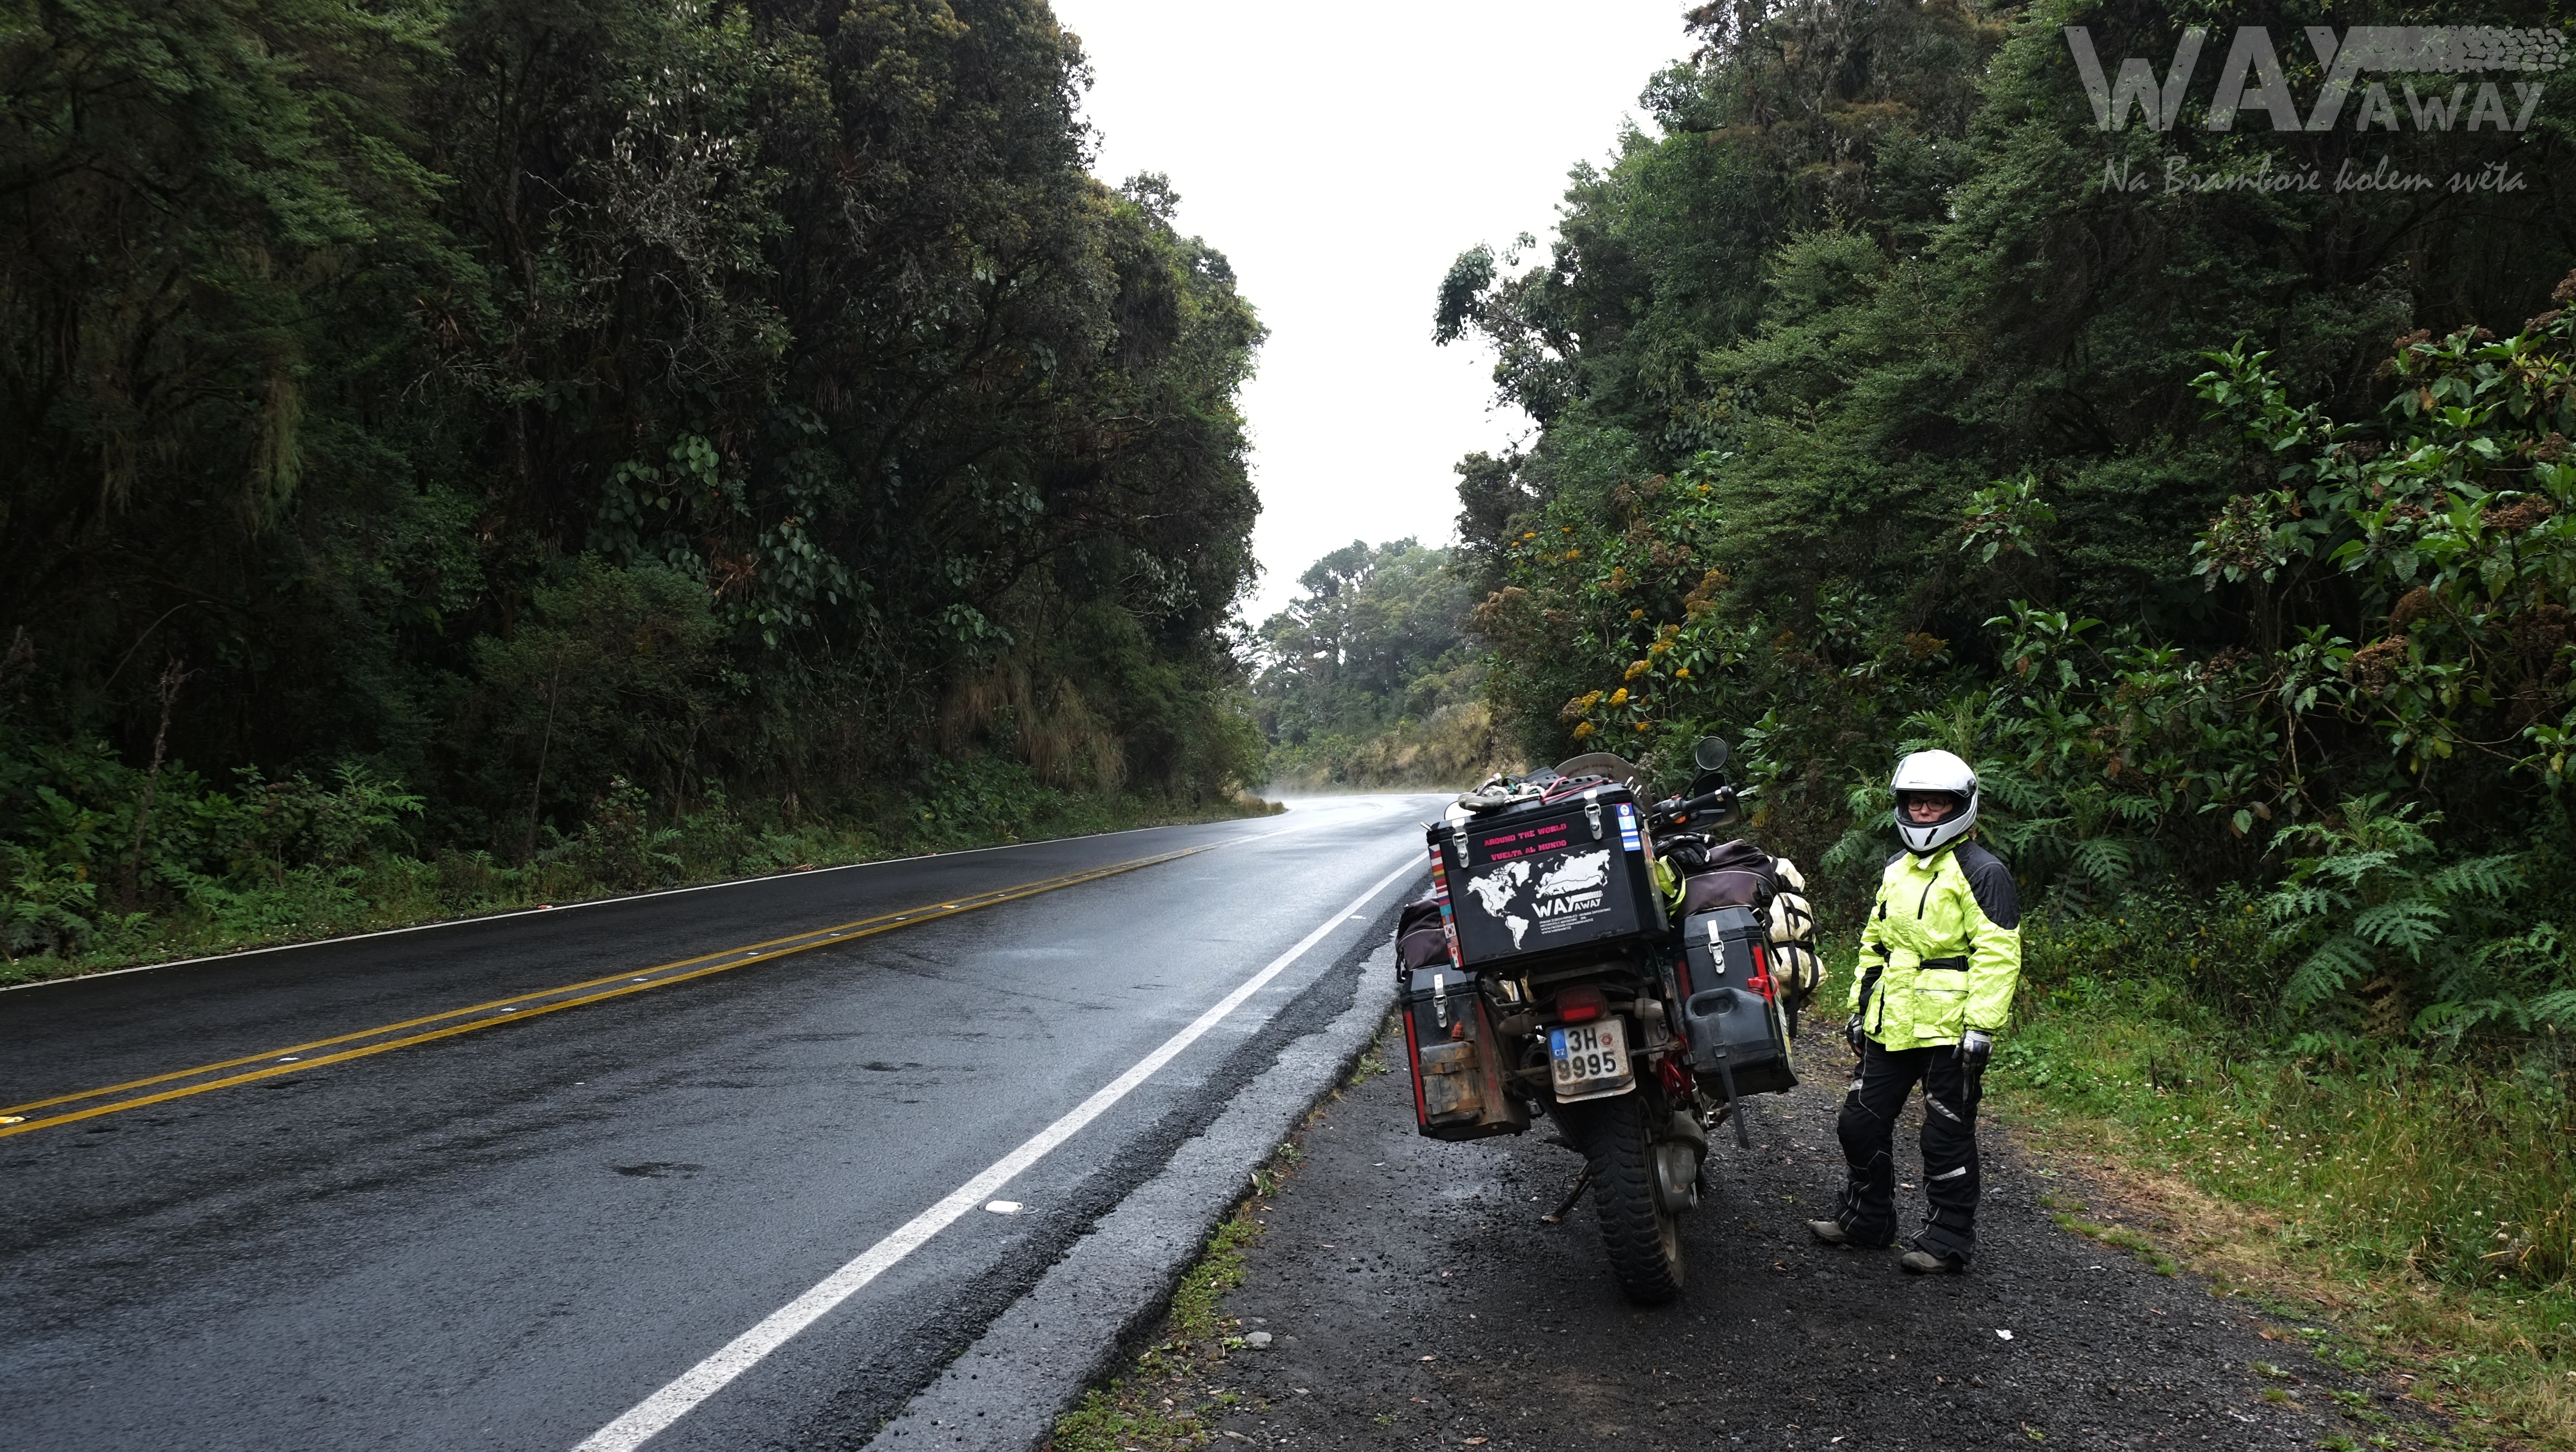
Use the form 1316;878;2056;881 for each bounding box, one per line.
1565;1094;1685;1304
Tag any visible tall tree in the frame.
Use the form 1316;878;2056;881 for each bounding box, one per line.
1;0;1268;862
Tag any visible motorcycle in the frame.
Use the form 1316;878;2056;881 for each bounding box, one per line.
1395;736;1810;1304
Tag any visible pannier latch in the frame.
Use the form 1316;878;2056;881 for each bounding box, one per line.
1585;801;1604;841
1433;971;1450;1029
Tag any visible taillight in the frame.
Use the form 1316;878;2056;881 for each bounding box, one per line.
1555;984;1605;1023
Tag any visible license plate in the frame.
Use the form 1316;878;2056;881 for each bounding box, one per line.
1549;1017;1633;1101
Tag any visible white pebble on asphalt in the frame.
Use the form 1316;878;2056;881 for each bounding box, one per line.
984;1201;1021;1215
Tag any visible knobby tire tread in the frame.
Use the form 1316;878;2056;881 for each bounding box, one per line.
1574;1095;1685;1305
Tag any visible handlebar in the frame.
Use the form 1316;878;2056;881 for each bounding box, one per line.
1647;788;1735;833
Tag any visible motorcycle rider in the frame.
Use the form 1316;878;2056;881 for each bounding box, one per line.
1806;750;2021;1273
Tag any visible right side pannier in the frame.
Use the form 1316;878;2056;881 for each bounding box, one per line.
1673;904;1798;1099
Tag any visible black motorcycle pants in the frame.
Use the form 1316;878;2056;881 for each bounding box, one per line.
1830;1040;1985;1263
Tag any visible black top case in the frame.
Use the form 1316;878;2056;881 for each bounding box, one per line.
1430;784;1666;972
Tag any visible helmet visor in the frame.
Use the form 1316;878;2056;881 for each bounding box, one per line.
1895;790;1967;828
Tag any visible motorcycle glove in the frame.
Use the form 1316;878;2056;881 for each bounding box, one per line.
1957;1027;1994;1068
1845;1013;1867;1057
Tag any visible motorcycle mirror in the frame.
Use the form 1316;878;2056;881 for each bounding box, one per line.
1692;736;1731;773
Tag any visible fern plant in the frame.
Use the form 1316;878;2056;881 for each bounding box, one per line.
2263;796;2522;1050
1815;685;2165;913
2418;922;2576;1044
0;844;99;960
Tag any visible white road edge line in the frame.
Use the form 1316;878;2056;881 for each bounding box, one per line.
570;849;1425;1452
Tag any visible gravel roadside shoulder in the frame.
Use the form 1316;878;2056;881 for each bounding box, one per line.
1064;1027;2444;1451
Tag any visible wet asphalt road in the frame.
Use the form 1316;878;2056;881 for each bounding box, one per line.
0;797;1439;1452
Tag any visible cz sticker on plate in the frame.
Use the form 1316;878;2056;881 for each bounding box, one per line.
1549;1017;1634;1102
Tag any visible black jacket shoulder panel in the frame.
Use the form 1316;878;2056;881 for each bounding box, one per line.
1953;841;2021;930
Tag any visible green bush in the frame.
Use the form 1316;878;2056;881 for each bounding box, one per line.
2008;904;2575;1299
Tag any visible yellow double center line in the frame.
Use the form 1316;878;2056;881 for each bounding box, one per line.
0;845;1215;1141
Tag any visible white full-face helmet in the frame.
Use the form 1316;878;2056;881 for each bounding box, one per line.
1890;749;1978;855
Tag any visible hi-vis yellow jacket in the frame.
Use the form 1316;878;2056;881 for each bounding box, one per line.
1847;840;2022;1050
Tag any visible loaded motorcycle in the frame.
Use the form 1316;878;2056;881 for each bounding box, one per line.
1393;737;1818;1304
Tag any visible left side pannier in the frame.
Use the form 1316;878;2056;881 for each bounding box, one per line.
1392;895;1528;1141
1397;959;1529;1141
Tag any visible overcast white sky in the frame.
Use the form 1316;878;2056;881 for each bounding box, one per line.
1046;1;1698;628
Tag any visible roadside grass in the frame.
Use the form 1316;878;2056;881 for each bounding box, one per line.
1979;920;2576;1451
0;785;1281;990
1049;1204;1262;1452
2037;1192;2180;1277
1048;1031;1384;1452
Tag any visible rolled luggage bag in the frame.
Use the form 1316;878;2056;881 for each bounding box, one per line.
1395;894;1452;975
1765;890;1822;1008
1767;890;1816;949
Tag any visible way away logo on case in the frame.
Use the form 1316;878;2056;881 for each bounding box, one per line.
1533;850;1610;914
1466;849;1615;948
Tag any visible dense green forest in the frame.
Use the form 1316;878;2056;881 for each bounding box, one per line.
0;0;1272;971
1441;0;2574;1034
1432;0;2576;1397
1248;538;1510;788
